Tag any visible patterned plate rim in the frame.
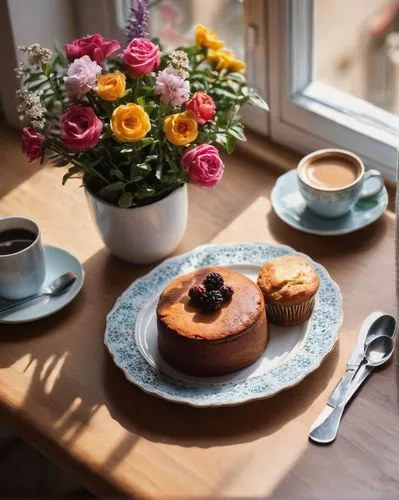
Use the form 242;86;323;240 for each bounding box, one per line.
271;170;388;236
105;242;343;407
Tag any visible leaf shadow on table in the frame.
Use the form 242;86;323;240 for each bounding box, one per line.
0;249;152;457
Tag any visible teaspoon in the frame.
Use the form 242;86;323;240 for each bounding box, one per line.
310;334;395;444
0;272;76;314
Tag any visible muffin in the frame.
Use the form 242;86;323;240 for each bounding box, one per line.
257;256;320;326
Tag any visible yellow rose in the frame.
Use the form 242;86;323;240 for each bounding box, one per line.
97;70;126;102
194;24;224;50
163;112;198;146
208;49;246;72
111;103;151;142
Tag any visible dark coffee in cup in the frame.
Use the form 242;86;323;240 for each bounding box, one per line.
0;217;46;299
0;229;36;255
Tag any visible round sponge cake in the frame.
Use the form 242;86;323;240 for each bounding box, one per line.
157;267;268;376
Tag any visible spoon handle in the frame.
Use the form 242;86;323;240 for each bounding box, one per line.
0;293;43;314
309;363;373;444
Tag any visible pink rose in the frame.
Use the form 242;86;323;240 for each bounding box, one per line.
181;144;224;188
21;127;44;163
60;106;103;150
123;38;160;76
65;34;120;63
65;56;102;99
186;92;216;125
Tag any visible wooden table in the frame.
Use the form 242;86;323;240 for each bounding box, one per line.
0;125;397;497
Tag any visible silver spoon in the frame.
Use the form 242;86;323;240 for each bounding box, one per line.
310;334;395;444
0;272;77;315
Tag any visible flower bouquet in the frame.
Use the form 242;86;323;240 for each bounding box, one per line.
16;5;268;210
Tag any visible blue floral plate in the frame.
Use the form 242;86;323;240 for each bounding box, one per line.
105;243;342;407
271;170;388;236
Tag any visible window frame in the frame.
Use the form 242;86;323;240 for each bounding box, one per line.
267;0;398;181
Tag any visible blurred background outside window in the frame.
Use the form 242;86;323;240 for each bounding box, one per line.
314;0;399;115
116;0;245;59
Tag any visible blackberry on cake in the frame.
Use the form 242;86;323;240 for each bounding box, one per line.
203;272;224;291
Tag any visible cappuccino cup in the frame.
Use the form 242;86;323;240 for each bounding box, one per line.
297;149;384;218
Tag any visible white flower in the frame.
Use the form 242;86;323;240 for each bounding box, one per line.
15;89;46;130
19;43;53;66
169;50;190;79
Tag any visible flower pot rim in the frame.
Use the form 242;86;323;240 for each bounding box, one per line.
84;182;186;212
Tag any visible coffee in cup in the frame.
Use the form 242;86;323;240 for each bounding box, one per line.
297;149;384;218
0;217;46;300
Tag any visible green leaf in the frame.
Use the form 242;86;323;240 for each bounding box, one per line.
42;62;52;76
25;71;45;83
166;156;179;173
121;148;134;154
135;187;156;200
110;168;124;181
62;165;81;185
27;80;49;92
216;133;235;154
228;72;247;83
118;192;133;208
137;96;145;107
130;163;152;181
137;85;155;97
161;173;178;184
244;88;269;111
228;125;246;141
155;163;163;180
225;135;236;154
145;154;158;162
100;181;125;193
53;158;72;168
135;137;155;151
213;88;239;100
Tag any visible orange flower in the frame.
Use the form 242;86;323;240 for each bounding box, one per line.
207;48;246;72
194;24;224;50
111;104;150;142
163;112;198;146
97;71;126;102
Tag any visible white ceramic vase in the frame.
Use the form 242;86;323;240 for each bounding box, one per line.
85;185;188;264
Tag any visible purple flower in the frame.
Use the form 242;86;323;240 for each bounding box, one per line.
65;55;102;99
125;0;150;42
155;68;190;107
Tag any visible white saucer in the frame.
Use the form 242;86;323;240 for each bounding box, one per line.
0;245;84;324
271;170;388;236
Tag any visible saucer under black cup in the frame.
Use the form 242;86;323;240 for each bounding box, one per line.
0;245;84;324
271;170;388;236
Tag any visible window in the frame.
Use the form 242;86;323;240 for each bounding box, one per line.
268;0;399;180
